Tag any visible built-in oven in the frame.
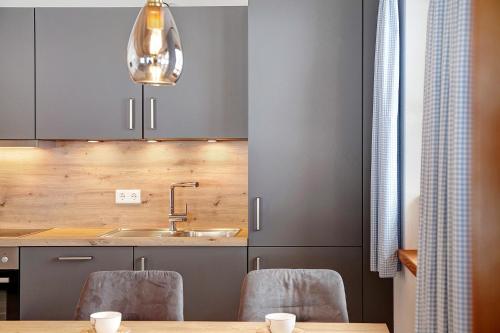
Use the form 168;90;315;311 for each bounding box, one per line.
0;247;19;320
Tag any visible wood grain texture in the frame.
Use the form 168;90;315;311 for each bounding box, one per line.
0;321;389;333
398;249;417;276
0;141;247;230
0;227;247;247
472;0;500;332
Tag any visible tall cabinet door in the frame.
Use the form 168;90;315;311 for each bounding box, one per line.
248;247;362;322
35;8;142;140
144;7;248;139
248;0;362;246
0;9;35;139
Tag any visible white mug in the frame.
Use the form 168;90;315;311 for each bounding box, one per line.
90;311;122;333
265;313;296;333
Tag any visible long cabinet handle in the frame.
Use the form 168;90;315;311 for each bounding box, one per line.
0;277;10;284
57;256;93;261
128;98;135;130
139;257;146;271
255;257;262;270
150;98;156;129
255;197;262;231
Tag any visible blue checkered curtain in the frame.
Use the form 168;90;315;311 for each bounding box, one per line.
370;0;400;278
415;0;471;332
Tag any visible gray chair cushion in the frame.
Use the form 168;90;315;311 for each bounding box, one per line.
238;269;348;323
75;270;183;321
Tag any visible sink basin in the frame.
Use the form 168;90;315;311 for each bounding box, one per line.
100;228;180;238
179;228;240;238
100;228;240;238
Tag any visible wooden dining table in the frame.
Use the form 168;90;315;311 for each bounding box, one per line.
0;321;389;333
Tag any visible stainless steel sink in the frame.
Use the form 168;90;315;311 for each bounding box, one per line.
100;228;240;238
179;228;240;238
100;228;180;238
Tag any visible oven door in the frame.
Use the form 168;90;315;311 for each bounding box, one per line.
0;270;20;320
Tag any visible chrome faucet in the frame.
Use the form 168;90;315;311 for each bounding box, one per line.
169;181;199;231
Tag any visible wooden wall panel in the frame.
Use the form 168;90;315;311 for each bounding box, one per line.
472;0;500;331
0;141;247;230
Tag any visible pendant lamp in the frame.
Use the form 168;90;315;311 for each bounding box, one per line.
127;0;183;86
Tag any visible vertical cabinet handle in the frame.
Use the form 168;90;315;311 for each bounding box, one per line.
128;98;135;130
139;257;146;271
150;98;156;129
255;197;262;231
255;257;262;270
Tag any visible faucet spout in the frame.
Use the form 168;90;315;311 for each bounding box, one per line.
170;181;199;189
169;181;199;231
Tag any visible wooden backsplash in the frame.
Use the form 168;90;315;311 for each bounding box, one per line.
0;141;248;230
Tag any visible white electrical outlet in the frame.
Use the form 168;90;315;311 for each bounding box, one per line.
115;189;141;204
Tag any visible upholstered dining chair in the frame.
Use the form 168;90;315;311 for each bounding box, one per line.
238;269;349;322
75;270;184;321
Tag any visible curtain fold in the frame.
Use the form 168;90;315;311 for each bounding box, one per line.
370;0;400;279
415;0;471;332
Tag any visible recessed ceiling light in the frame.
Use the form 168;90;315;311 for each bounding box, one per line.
87;140;100;143
147;140;158;143
207;139;217;143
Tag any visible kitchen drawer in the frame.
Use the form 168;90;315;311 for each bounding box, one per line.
20;247;133;320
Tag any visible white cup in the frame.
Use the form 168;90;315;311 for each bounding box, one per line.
265;313;296;333
90;311;122;333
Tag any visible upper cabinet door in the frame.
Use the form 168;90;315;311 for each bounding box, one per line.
144;7;248;139
35;8;142;140
248;0;363;246
0;9;35;139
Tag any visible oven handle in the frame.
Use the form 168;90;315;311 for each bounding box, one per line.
0;277;10;283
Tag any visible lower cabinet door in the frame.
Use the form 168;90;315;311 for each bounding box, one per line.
134;247;247;321
20;247;133;320
248;247;362;322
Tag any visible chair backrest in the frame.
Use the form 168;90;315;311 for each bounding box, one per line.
74;270;183;321
238;269;348;322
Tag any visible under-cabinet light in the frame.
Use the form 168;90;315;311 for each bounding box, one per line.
0;140;54;148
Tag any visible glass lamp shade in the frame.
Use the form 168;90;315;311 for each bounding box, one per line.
127;0;183;86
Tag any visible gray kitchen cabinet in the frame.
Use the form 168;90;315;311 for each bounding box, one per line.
35;8;142;140
0;9;35;139
134;246;247;321
248;0;363;246
248;246;362;322
144;7;248;139
20;247;133;320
